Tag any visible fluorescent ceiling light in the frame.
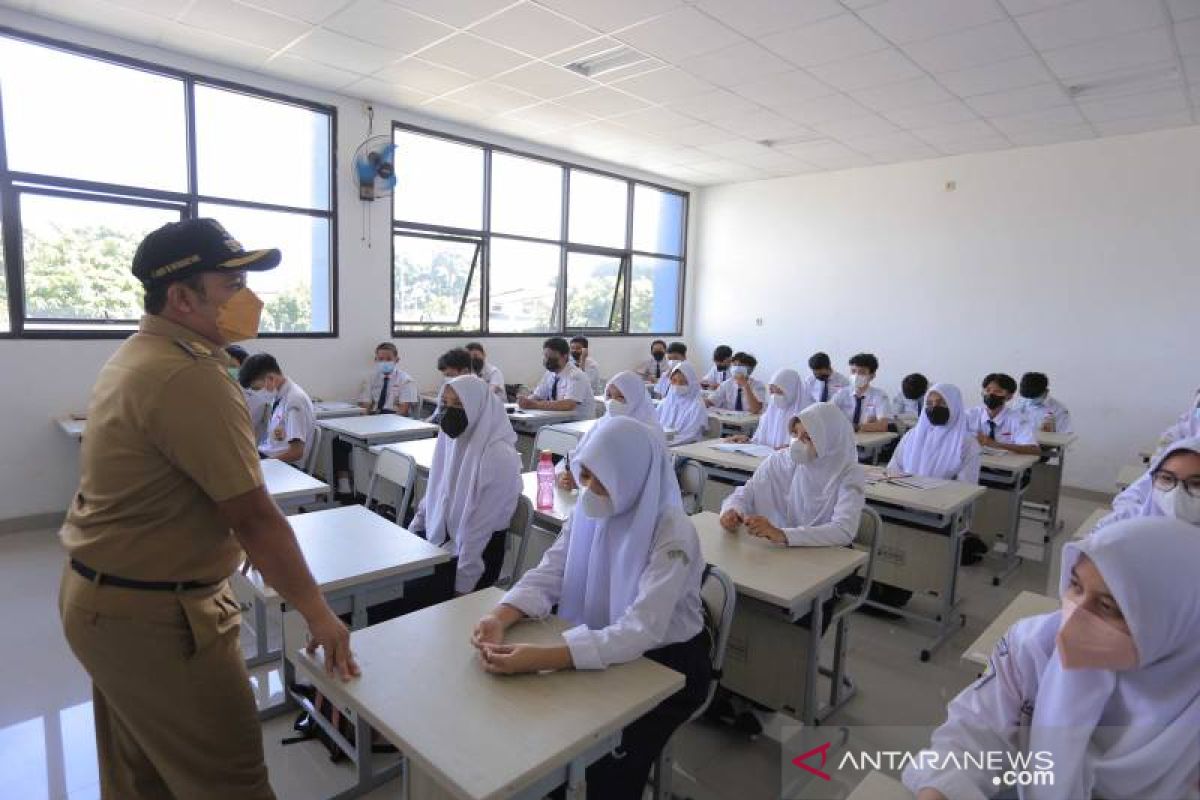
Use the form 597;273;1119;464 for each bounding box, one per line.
565;46;650;78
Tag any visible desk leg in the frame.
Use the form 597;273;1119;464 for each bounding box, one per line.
244;596;276;669
991;476;1025;587
564;757;588;800
802;595;824;728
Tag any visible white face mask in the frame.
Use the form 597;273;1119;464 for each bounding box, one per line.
605;398;628;417
730;365;749;378
1154;486;1200;525
770;393;788;409
789;438;817;466
580;487;615;518
852;373;871;390
670;384;687;396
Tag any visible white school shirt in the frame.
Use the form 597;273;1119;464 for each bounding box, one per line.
244;387;272;445
702;364;730;386
1013;394;1072;434
802;371;849;405
653;359;687;397
530;363;595;420
888;430;982;484
501;505;704;670
964;404;1037;445
259;379;316;466
709;375;767;411
477;361;506;398
358;368;419;414
638;356;669;383
574;355;602;393
831;385;893;426
892;395;923;418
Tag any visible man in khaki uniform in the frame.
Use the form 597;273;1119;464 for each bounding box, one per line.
59;218;358;799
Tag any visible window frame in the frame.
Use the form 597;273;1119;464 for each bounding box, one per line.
391;120;687;338
391;229;483;329
0;26;338;340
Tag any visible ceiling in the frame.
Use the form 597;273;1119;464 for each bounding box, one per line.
7;0;1200;186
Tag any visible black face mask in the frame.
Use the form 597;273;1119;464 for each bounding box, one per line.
983;394;1006;410
925;405;950;426
439;406;468;438
652;350;665;361
815;373;830;382
544;357;562;372
571;351;584;363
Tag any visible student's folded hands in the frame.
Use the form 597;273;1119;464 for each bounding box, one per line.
476;643;572;674
745;515;786;544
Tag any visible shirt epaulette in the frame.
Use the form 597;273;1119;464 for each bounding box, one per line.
173;339;214;360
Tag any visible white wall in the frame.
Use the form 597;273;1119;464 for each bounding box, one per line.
692;126;1200;493
0;9;694;522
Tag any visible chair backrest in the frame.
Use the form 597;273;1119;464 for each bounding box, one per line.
303;424;324;477
676;460;706;515
849;506;883;606
529;427;578;469
692;564;736;722
365;449;417;521
500;495;534;588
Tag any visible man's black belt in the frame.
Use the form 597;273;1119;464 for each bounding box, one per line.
71;559;221;592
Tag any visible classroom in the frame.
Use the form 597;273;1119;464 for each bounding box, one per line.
2;1;1199;799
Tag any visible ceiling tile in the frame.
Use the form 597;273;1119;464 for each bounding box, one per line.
344;76;435;108
1016;0;1165;51
778;140;872;169
1184;55;1200;83
989;105;1085;135
777;92;873;125
239;0;348;24
882;100;981;128
286;28;402;73
1041;27;1176;80
469;3;597;57
616;6;742;63
84;0;188;17
387;0;517;28
1077;86;1190;121
180;0;310;50
842;130;934;154
858;0;1006;45
811;113;900;139
500;100;596;130
693;0;843;38
678;41;794;89
935;54;1054;96
533;0;685;33
697;139;781;161
710;108;812;140
492;60;593;98
665;146;723;166
614;105;699;133
689;160;770;182
417;33;529;78
666;88;761;122
1093;110;1194;135
159;24;274;68
805;48;924;92
903;20;1031;73
937;135;1010;154
545;37;663;82
1178;17;1200;56
375;57;477;95
610;67;714;104
555;86;651;117
666;122;741;146
1168;0;1200;22
29;0;170;44
323;0;453;53
999;0;1072;14
965;82;1071;116
760;14;890;67
912;118;1001;144
420;96;492;124
848;76;954;112
440;81;541;114
266;54;362;90
1006;124;1094;146
730;70;835;107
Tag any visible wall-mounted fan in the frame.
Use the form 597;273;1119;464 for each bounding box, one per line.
353;134;396;201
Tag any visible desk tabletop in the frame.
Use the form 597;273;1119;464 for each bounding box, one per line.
521;471;577;527
855;430;898;448
847;771;912;800
369;437;441;472
56;416;86;440
692;512;866;612
865;479;986;516
963;590;1058;666
1036;431;1077;449
671;439;765;474
313;400;365;420
261;458;329;502
317;414;438;441
707;409;761;426
979;451;1040;472
244;506;449;602
1071;507;1108;542
507;407;577;424
292;589;683;800
547;417;677;442
1115;463;1144;491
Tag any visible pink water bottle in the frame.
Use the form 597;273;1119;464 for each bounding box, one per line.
536;450;555;511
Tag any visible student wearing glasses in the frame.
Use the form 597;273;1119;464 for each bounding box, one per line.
1096;437;1200;530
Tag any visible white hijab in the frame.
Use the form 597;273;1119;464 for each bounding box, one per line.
605;370;662;431
896;382;971;480
560;416;684;629
1119;435;1200;521
787;401;863;526
422;375;522;547
752;368;806;448
1022;517;1200;800
656;361;709;441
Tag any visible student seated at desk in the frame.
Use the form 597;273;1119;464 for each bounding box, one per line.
428;347;473;420
656;362;710;445
557;371;665;490
519;337;595;421
226;344;269;445
965;373;1041;456
803;351;850;405
333;341;419;495
1014;371;1072;434
238;353;316;468
1097;436;1200;531
832;353;892;433
569;335;603;393
637;339;669;384
706;352;766;413
894;372;929;419
1156;388;1200;453
725;368;805;449
472;416;709;800
406;376;522;604
464;341;505;399
903;517;1200;800
888;383;981;484
653;341;689;398
701;344;733;389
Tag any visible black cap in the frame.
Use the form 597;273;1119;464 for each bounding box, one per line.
132;218;281;289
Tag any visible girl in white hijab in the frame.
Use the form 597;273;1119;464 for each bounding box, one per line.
1096;435;1200;531
904;516;1200;800
410;375;522;596
472;416;709;800
655;361;710;445
1156;389;1200;454
556;370;666;490
725;368;807;450
720;401;865;546
888;382;981;484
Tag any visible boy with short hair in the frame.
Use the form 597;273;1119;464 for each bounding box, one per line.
894;372;930;419
638;339;669;384
357;341;419;416
238;353;316;468
465;341;505;398
519;337;595;420
965;372;1041;455
707;352;766;414
429;348;473;420
653;341;689;398
226;344;270;445
803;351;849;405
701;344;734;389
1014;371;1072;434
569;335;603;393
831;353;892;433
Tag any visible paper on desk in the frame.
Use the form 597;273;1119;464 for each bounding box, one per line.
864;466;899;484
711;443;774;458
888;475;948;490
980;446;1008;457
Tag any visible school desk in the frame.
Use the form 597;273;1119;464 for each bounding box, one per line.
260;457;330;513
975;451;1040;586
1022;431;1078;538
546;417;678;443
313;400;366;420
317;414;438;493
963;590;1058;668
1045;506;1108;596
847;771;912;799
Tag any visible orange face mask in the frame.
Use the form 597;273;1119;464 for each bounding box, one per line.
216;288;263;342
1056;596;1139;672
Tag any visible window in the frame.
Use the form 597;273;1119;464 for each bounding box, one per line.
391;123;687;336
0;32;336;337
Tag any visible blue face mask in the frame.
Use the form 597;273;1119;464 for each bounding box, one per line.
377;361;396;376
730;365;749;378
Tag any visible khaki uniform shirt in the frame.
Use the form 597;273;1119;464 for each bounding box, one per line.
60;315;263;583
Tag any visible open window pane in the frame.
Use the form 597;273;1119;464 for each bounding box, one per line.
21;193;179;324
393;130;483;230
629;256;681;334
393;233;481;332
0;37;186;192
491;153;562;240
568;170;627;248
199;203;332;334
632;185;685;256
195;86;331;211
488;238;560;334
566;252;623;330
0;210;7;333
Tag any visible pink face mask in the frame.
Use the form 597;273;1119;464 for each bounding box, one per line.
1056;596;1139;672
